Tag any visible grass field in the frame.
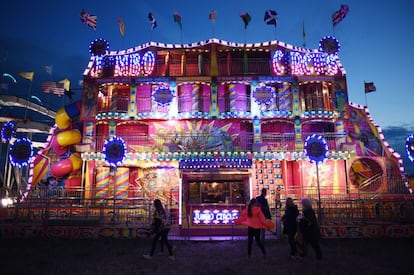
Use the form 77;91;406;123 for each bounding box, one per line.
1;237;413;275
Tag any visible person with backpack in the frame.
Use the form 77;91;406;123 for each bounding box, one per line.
143;199;175;260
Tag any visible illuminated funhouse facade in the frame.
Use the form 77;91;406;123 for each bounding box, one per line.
74;37;408;235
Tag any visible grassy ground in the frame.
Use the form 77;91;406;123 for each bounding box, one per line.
0;237;413;275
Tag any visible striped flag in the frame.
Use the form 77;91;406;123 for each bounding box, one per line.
80;9;97;30
42;65;53;75
148;13;157;30
19;72;34;81
264;10;277;26
208;10;217;21
332;4;349;26
118;16;125;36
240;12;251;29
41;81;64;95
173;12;182;29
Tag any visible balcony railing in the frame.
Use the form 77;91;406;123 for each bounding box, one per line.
94;132;344;153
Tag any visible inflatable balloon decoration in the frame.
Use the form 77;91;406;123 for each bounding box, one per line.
304;134;328;164
103;136;127;167
406;134;414;162
9;138;34;168
1;121;15;143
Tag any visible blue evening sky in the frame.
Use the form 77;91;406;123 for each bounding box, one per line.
0;0;413;173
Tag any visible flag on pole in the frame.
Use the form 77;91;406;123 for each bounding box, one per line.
59;78;71;91
240;12;251;29
264;10;277;26
332;4;349;26
118;16;125;36
208;10;217;21
364;82;376;93
19;72;34;81
302;21;306;40
41;81;64;95
80;9;97;30
148;13;157;30
173;12;182;29
41;65;53;75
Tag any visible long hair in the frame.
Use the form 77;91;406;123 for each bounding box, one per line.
153;199;165;215
248;198;257;217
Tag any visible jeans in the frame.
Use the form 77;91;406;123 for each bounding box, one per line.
150;228;173;256
248;227;266;256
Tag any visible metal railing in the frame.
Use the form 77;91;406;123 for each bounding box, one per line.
94;132;344;153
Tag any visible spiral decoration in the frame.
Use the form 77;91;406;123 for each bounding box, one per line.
103;136;127;167
192;84;200;112
95;167;110;199
304;134;328;164
1;121;15;143
228;84;236;111
115;167;129;199
9;138;34;168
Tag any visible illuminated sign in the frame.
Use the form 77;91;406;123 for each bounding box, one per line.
253;86;275;105
271;50;339;76
90;51;156;78
193;209;240;225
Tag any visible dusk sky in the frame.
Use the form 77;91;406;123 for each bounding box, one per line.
0;0;413;173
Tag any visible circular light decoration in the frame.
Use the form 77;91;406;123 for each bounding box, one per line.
304;134;328;164
152;86;174;106
319;36;340;55
1;121;15;143
9;138;34;168
406;134;414;162
103;136;127;167
253;86;275;106
89;38;110;56
141;51;156;76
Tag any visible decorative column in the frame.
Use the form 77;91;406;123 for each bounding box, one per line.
292;81;303;151
128;84;137;118
192;84;200;112
210;79;218;118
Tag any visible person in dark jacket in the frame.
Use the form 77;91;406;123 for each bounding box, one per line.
256;188;272;241
298;198;322;260
281;197;299;260
143;199;174;260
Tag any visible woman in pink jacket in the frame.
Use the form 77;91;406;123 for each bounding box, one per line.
234;198;273;258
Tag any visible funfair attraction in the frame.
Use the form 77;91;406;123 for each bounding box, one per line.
2;36;413;238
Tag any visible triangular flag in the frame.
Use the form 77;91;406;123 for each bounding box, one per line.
173;12;182;29
19;72;34;81
42;65;53;75
240;12;251;29
148;13;157;30
118;16;125;37
59;78;71;91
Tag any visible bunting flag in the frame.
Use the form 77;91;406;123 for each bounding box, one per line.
80;9;97;30
41;65;53;75
264;10;277;26
208;10;217;21
173;12;182;29
332;4;349;26
364;82;376;93
148;13;157;30
19;72;34;81
118;16;125;36
41;81;64;95
240;12;251;29
59;78;71;91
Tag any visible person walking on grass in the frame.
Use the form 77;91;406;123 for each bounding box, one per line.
281;197;300;260
297;198;322;261
143;199;175;260
234;198;274;259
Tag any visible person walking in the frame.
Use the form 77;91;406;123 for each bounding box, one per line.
297;198;322;260
143;199;175;260
256;188;272;242
281;197;299;260
234;198;273;259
